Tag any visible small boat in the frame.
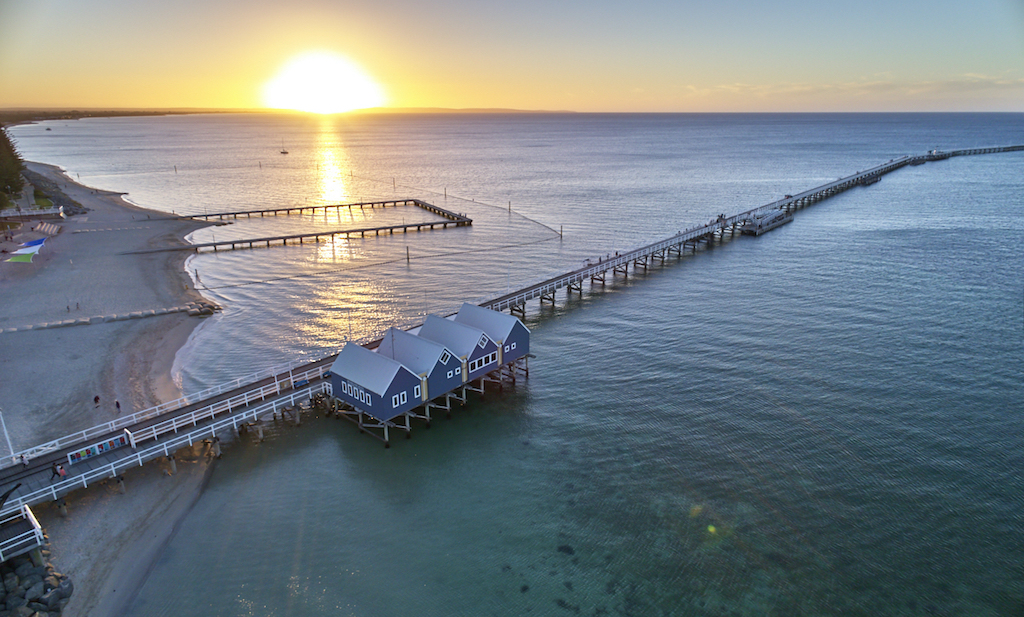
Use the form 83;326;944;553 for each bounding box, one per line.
280;140;288;155
742;210;793;236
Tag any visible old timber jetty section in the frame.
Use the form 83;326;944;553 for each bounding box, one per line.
0;144;1020;558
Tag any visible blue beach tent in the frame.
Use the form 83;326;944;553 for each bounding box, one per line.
329;342;423;422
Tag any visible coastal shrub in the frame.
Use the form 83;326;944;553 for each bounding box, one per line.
0;124;25;199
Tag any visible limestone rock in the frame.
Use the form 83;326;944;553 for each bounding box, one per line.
22;584;41;603
56;579;72;600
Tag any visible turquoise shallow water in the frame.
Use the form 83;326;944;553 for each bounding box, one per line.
10;113;1024;616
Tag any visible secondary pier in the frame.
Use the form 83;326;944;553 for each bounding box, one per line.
132;198;473;253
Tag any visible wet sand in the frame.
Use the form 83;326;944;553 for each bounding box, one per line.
0;162;215;616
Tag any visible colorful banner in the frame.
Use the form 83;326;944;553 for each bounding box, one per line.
67;434;129;465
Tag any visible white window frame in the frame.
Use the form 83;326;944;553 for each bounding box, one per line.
478;335;487;348
440;351;451;365
414;385;421;398
392;394;400;408
447;370;454;379
400;391;408;404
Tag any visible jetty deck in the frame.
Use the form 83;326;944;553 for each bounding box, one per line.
131;198;472;253
1;144;1019;519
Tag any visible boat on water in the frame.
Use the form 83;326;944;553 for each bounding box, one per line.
741;209;793;236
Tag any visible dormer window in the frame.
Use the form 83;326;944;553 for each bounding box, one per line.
440;351;451;364
478;335;488;348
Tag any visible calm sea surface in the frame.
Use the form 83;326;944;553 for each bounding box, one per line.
11;113;1024;616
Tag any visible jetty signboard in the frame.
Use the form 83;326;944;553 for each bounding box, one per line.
67;433;129;465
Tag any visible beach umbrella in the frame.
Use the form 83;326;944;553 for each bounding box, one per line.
5;254;34;263
20;238;46;247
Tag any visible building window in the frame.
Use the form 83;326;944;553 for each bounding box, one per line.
478;335;488;348
414;385;421;398
392;394;400;408
511;342;516;350
366;394;371;407
400;391;408;404
455;367;461;375
447;370;453;379
505;345;510;353
440;351;451;364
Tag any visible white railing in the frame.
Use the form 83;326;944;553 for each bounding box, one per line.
482;156;925;313
6;357;331;469
122;364;328;449
1;383;330;519
0;206;63;218
0;505;44;562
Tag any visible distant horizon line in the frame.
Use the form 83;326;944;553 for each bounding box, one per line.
3;108;1024;125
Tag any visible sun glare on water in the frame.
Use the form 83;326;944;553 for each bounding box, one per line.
263;52;385;114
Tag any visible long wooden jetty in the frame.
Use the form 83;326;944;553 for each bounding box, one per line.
130;198;472;254
1;144;1019;522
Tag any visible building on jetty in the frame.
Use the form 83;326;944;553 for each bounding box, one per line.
416;315;500;383
329;343;422;421
326;306;530;444
376;327;463;404
453;302;530;366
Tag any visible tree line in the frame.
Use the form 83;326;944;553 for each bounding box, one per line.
0;124;25;205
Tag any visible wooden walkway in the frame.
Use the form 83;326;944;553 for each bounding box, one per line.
131;199;472;253
1;144;1019;518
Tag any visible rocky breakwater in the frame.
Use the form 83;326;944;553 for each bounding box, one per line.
0;540;74;616
186;300;221;317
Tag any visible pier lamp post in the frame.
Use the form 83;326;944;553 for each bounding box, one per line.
0;406;15;463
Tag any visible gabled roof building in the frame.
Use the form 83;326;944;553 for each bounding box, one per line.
329;342;422;422
377;327;463;403
453;303;530;366
416;314;499;383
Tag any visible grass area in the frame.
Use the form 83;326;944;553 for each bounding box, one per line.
34;197;53;209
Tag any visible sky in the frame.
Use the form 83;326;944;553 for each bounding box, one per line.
0;0;1022;112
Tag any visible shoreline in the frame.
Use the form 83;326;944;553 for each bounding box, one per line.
0;161;217;616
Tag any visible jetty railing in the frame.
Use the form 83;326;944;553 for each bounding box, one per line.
3;357;330;469
0;383;330;519
0;206;63;218
123;364;330;449
0;505;44;562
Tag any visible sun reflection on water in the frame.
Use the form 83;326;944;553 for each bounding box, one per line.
315;122;352;206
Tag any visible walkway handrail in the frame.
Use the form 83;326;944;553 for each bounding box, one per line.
479;146;1024;312
0;505;43;562
3;356;328;469
0;383;329;519
0;206;63;218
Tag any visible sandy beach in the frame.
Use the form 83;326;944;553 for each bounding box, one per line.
0;162;215;616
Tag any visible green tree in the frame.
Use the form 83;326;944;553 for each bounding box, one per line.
0;124;25;207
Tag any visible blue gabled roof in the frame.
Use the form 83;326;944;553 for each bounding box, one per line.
377;327;449;377
453;303;528;343
418;314;489;359
330;342;403;396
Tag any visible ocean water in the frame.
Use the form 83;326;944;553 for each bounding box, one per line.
10;113;1024;616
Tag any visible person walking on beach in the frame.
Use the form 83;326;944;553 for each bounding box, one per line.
115;400;121;413
94;395;100;407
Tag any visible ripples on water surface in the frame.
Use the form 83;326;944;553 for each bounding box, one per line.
11;113;1024;616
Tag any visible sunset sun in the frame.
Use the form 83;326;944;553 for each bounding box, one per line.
262;52;385;114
